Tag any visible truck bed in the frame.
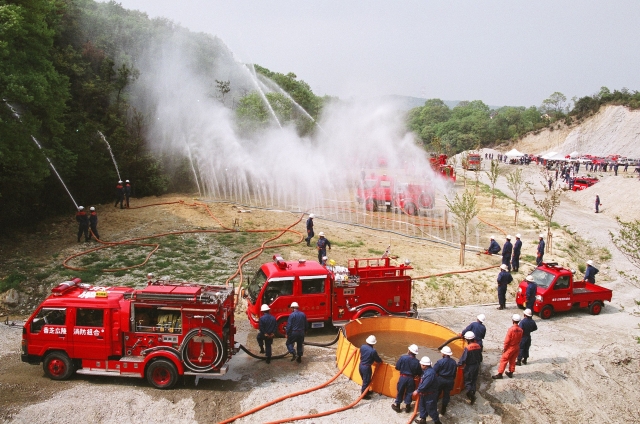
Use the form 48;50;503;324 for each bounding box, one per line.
572;282;612;302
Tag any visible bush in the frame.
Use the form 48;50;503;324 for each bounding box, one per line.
0;273;26;292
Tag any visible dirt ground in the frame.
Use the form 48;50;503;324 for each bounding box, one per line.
1;160;640;423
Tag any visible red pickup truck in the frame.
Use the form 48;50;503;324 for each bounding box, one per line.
515;262;612;319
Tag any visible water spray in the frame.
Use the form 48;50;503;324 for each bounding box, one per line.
244;64;282;128
97;131;121;181
184;141;202;197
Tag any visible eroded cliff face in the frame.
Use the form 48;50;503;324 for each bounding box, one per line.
517;105;640;157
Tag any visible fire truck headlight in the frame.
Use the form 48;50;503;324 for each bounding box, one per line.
517;287;522;294
536;295;543;302
251;313;259;322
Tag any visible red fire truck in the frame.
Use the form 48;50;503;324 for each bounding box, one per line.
515;262;612;319
429;154;456;182
244;255;416;336
21;278;236;389
357;174;435;214
463;153;482;171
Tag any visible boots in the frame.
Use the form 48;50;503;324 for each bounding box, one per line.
296;356;301;363
265;357;270;364
492;373;503;379
505;371;514;378
516;359;522;366
391;403;401;412
522;358;527;365
290;353;297;362
259;347;265;354
405;403;412;413
440;405;447;415
414;418;426;424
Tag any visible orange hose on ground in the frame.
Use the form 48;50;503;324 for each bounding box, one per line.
218;348;358;424
478;216;507;235
406;394;420;424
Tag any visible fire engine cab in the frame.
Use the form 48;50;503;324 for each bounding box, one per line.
21;278;236;389
245;255;416;336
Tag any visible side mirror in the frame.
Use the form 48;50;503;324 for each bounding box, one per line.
241;288;248;299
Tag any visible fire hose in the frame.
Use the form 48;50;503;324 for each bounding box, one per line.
237;330;341;360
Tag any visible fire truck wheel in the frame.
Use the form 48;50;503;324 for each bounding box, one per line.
146;359;178;389
419;194;435;209
540;305;554;320
589;301;603;315
403;202;418;216
517;303;525;310
43;351;74;380
276;318;288;338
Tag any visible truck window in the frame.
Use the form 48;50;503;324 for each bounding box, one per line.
263;280;294;304
554;276;570;290
301;278;325;294
134;306;181;333
76;308;104;327
531;269;555;288
31;308;67;333
247;270;268;303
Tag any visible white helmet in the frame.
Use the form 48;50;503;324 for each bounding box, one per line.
526;275;534;282
464;331;475;340
366;335;377;345
586;260;593;265
118;180;123;184
516;234;521;238
539;233;544;238
506;234;512;240
260;304;270;312
322;256;328;261
309;214;315;218
319;231;325;237
490;235;495;239
89;207;95;211
477;314;486;323
147;273;154;279
500;264;508;270
512;314;522;322
290;302;299;308
440;346;452;356
408;344;419;355
420;356;431;366
125;180;130;183
524;308;533;317
78;206;84;210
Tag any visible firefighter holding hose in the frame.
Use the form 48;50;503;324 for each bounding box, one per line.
391;344;421;413
413;356;441;424
359;335;382;399
316;232;331;264
88;207;99;240
76;206;89;242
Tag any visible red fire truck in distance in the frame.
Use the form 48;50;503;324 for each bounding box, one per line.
357;174;436;214
429;153;456;182
245;255;416;336
463;153;482;171
21;278;236;389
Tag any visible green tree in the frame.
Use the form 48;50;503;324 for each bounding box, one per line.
236;92;270;133
541;92;567;118
505;168;526;227
610;218;640;271
486;159;501;208
527;171;563;254
446;188;479;265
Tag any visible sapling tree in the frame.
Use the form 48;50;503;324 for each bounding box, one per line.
461;153;469;187
486;159;501;208
505;168;526;227
610;218;640;271
527;172;563;254
446;189;479;265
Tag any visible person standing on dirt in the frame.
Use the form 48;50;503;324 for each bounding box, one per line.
458;331;482;405
595;195;601;213
316;232;331;263
525;275;537;310
75;206;89;242
433;346;457;416
460;314;486;351
257;304;277;364
536;234;545;265
88;207;99;240
486;235;501;255
492;314;523;379
584;260;599;284
496;264;513;310
512;234;522;272
114;180;124;209
392;344;421;413
359;335;382;399
124;180;132;208
502;235;513;271
304;214;315;246
516;309;537;366
413;356;441;424
285;302;306;363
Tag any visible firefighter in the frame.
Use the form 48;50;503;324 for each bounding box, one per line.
458;331;482;405
502;235;513;271
433;346;457;416
88;207;99;240
124;179;132;208
584;260;599;284
486;235;501;255
516;309;538;366
305;213;315;246
525;275;537;310
316;232;331;264
536;233;545;265
413;356;441;424
496;264;513;310
595;194;601;213
75;206;89;242
460;314;486;351
392;344;421;413
493;314;524;379
114;180;124;209
511;234;522;272
257;304;277;364
286;302;306;363
359;335;382;399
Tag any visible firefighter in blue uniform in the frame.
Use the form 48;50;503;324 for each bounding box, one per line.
257;304;277;364
305;214;315;246
124;180;132;208
433;346;457;416
536;233;545;265
76;206;89;242
496;264;513;310
584;260;599;284
458;331;482;405
486;235;501;255
461;314;486;351
286;302;306;363
392;344;421;413
511;234;522;272
502;235;513;271
316;232;331;263
413;356;441;424
359;335;382;399
517;308;538;365
525;275;537;310
114;180;124;209
88;207;99;240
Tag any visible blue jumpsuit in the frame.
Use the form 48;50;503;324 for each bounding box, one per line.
416;367;439;422
537;238;545;265
488;239;501;254
257;312;277;358
305;217;314;245
316;237;331;263
502;240;513;271
286;309;307;357
497;270;513;308
512;239;522;271
517;316;538;362
359;344;382;394
458;342;483;396
433;356;457;409
462;321;486;350
584;265;599;284
394;353;421;407
525;281;538;310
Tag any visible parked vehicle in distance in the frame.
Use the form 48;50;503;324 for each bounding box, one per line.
572;176;599;191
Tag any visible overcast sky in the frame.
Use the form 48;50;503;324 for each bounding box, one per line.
112;0;640;107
